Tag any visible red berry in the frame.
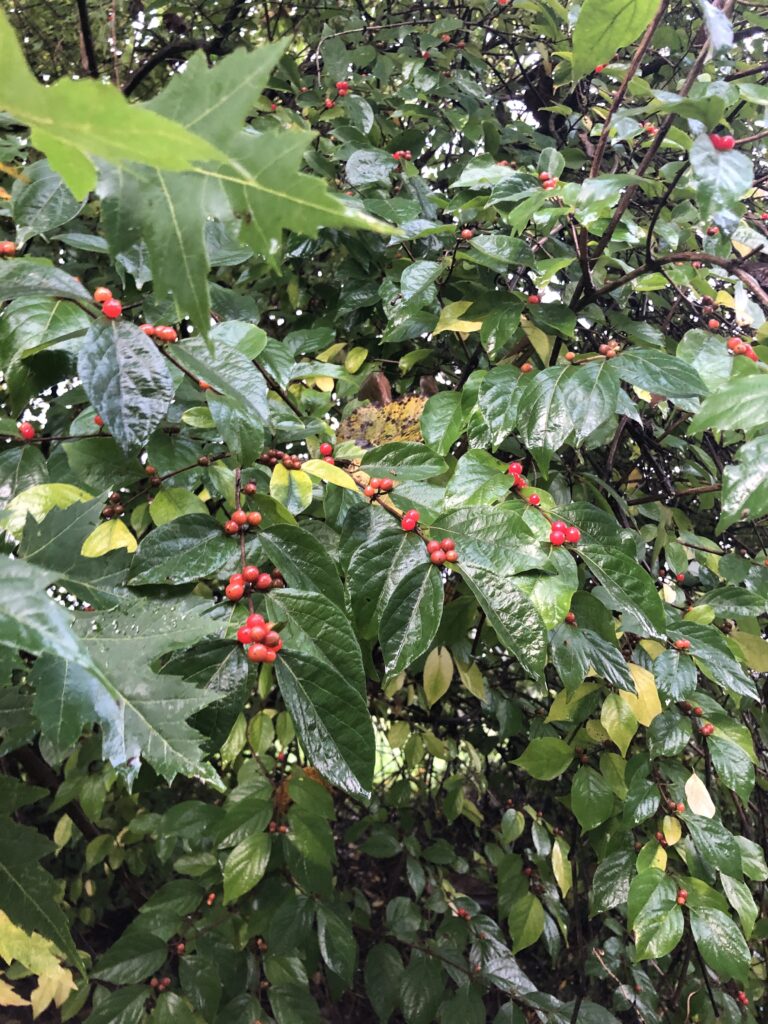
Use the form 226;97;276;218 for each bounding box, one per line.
565;526;581;543
565;611;576;624
693;706;703;716
319;442;333;456
198;380;211;391
325;98;335;109
565;352;575;361
155;325;178;342
709;133;735;151
94;415;104;427
236;626;252;644
550;529;566;546
527;294;540;304
264;649;277;663
594;63;607;73
225;583;245;601
224;520;239;535
101;298;122;319
676;802;685;813
93;286;112;303
430;550;446;565
444;550;459;563
229;573;244;586
422;50;430;59
441;538;455;551
538;172;551;181
551;520;567;531
247;511;262;526
674;638;691;650
243;565;260;583
264;630;281;648
460;228;474;240
176;942;185;955
512;474;525;488
401;516;417;531
370;478;382;489
762;213;768;221
247;643;268;662
528;494;541;506
363;485;376;497
675;572;685;582
521;362;532;373
381;478;394;491
0;240;17;255
250;625;266;643
247;613;265;628
18;422;35;440
707;226;719;237
426;540;441;554
232;509;248;525
140;324;155;336
508;461;523;475
256;573;273;590
404;510;420;522
701;723;715;736
323;456;335;464
676;890;687;905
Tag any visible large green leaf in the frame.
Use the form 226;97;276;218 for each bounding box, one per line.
517;365;574;467
689;134;755;223
568;361;620;443
77;318;174;452
223;832;271;904
690;907;750;983
11;159;86;244
689;375;768;434
612;350;706;400
400;954;445;1024
572;0;661;80
379;562;443;677
571;766;615;831
258;524;345;608
0;257;93;305
577;545;665;637
365;944;403;1023
513;737;573;780
267;588;375;797
346;527;429;633
669;622;758;700
129;516;236;586
719;437;768;531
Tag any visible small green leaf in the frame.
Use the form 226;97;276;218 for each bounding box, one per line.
513;737;573;780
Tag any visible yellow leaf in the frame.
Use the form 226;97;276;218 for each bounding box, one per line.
661;582;676;604
455;660;485;700
650;844;668;871
344;346;369;373
546;683;600;722
316;342;346;362
0;978;30;1007
715;289;735;309
433;300;483;334
3;483;92;537
304;374;335;392
641;639;665;658
80;518;137;557
552;835;572;897
521;318;552;362
585;720;609;743
620;664;662;726
30;964;76;1017
0;912;61;976
663;815;682;846
302;459;358;490
423;647;453;707
685;772;716;818
729;630;768;672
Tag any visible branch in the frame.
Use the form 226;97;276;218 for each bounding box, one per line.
75;0;99;79
123;39;208;96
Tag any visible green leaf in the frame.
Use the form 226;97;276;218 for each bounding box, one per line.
571;766;615;831
267;589;375;797
85;986;148;1024
3;482;93;538
11;160;86;244
207;394;264;466
572;0;661;81
93;929;167;984
690;907;750;983
442;449;510;509
360;443;448;482
400;954;445;1024
670;622;758;700
258;525;345;608
346;527;429;633
689;375;768;434
423;647;453;707
129;516;235;586
270;464;314;515
719;437;768;531
590;849;635;915
513;737;573;780
689;134;755;224
223;832;271;904
477;365;523;444
346;149;395;186
439;986;485;1024
577;545;665;637
0;819;82;968
0;257;92;305
379;562;443;677
508;892;545;954
612;349;706;400
686;818;742;877
77;318;173;452
628;869;684;960
420;391;465;456
517;366;574;467
149;488;209;526
317;906;357;985
568;362;620;443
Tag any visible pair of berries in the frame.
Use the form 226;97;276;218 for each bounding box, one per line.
205;892;216;906
709;133;735;151
401;509;420;531
236;613;283;663
737;991;749;1006
549;520;580;545
141;324;178;342
149;977;172;992
726;336;759;361
0;240;16;255
259;448;303;470
224;509;262;534
676;888;688;906
507;461;526;488
674;638;691;651
319;441;335;464
427;538;458;565
598;339;621;357
93;287;122;319
324;98;335;109
335;80;349;95
364;477;395;498
655;831;668;847
268;821;289;833
18;422;36;440
455;908;472;920
539;172;559;190
700;722;715;737
393;149;413;160
667;799;686;813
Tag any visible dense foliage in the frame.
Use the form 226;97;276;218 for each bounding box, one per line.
1;0;767;1021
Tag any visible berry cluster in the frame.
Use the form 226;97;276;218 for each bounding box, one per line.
507;461;527;488
392;149;413;160
17;421;36;440
149;976;172;993
455;907;472;920
363;476;395;498
676;888;688;906
666;798;686;813
0;240;16;256
140;324;178;342
335;80;350;96
673;638;691;651
224;507;263;535
737;991;750;1006
258;448;303;469
319;441;335;463
655;830;668;847
268;820;290;833
726;336;759;362
598;339;621;357
401;509;420;531
101;491;125;519
324;98;335;109
549;520;580;546
225;567;284;601
426;538;459;565
539;171;559;190
144;464;162;487
709;132;735;151
235;612;283;663
93;287;122;319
